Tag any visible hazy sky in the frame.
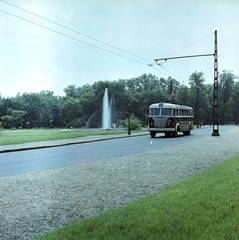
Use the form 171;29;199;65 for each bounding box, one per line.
1;0;238;97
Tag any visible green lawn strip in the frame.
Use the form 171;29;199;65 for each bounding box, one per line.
36;153;239;240
0;129;142;145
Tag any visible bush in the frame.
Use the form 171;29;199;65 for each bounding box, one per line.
122;115;142;130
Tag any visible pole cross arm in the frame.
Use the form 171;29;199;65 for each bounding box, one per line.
154;53;214;63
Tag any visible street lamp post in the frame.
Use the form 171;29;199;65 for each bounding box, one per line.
127;101;131;135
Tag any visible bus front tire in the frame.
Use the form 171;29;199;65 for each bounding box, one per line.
173;130;178;137
183;129;191;135
150;131;156;138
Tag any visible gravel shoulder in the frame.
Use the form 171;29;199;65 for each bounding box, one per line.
1;128;239;239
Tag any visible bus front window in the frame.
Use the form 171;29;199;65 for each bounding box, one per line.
149;108;160;116
161;108;173;116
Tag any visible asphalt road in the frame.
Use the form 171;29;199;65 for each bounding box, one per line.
0;126;234;177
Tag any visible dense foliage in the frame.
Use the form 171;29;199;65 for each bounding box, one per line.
0;70;238;129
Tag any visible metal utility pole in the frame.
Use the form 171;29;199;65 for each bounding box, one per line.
211;30;220;136
154;30;219;136
127;101;131;135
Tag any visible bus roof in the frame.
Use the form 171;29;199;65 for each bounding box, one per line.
149;102;193;110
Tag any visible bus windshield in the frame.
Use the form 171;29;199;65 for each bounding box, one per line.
149;108;160;116
161;108;173;116
149;108;173;117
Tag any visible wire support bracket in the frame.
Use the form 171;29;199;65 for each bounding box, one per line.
154;53;214;63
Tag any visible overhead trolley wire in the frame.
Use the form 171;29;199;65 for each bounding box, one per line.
0;2;169;78
1;0;192;80
0;0;150;63
0;9;147;65
1;0;213;84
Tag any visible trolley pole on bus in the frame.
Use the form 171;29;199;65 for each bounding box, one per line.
127;101;131;135
154;30;220;137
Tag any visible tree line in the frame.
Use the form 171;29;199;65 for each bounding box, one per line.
0;70;238;129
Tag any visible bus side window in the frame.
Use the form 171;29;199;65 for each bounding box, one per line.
173;109;176;116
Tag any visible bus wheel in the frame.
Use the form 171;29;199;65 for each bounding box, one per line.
183;129;191;135
150;131;156;138
173;130;178;137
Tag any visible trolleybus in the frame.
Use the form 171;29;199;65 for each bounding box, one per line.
147;102;194;138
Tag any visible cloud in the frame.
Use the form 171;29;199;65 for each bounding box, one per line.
58;12;75;21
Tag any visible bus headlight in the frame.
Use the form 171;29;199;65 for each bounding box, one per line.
149;118;154;127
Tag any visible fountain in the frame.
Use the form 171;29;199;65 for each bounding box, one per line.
84;88;120;129
61;88;120;130
102;88;112;129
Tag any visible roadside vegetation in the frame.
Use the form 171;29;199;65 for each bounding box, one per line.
36;153;239;240
1;71;238;131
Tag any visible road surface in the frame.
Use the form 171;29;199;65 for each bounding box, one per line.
0;126;234;177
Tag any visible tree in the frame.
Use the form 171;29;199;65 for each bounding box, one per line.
219;70;237;124
177;85;191;106
63;85;78;98
229;81;239;124
0;71;238;129
61;96;82;127
39;91;62;128
204;84;214;125
188;71;208;126
1;115;15;128
22;93;42;126
11;110;27;127
1;110;27;128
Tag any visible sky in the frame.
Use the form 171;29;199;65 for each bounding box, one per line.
0;0;238;97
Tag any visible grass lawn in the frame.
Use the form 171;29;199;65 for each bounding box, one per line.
0;128;141;145
36;153;239;240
